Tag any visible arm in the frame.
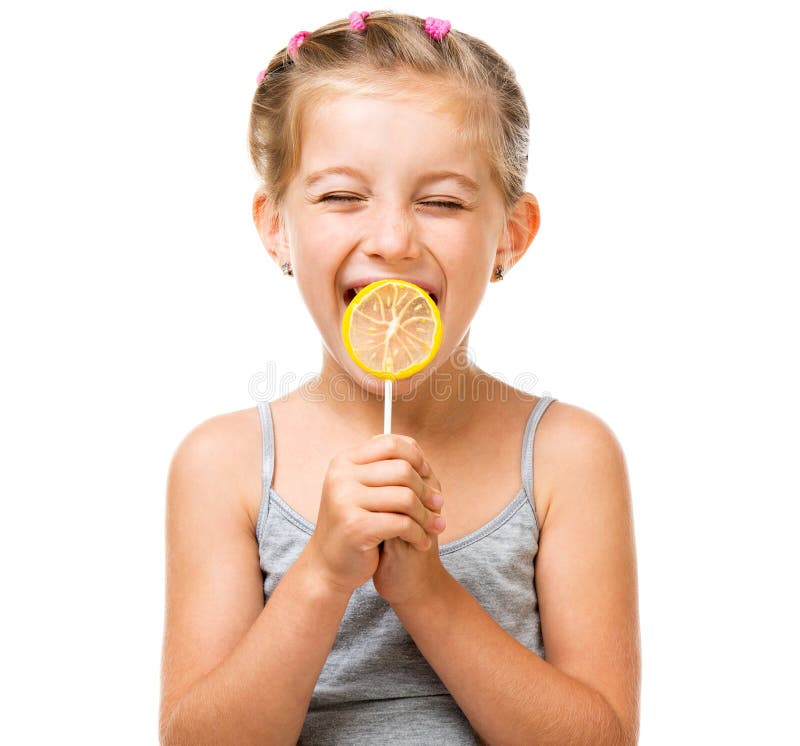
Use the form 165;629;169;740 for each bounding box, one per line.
158;413;352;746
392;405;641;746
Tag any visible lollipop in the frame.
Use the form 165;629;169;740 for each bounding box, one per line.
341;278;442;433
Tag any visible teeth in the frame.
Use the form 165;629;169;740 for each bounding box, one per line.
346;285;439;305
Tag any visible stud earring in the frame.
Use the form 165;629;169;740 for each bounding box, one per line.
281;262;294;277
494;265;504;281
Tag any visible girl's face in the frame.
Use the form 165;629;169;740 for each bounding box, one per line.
274;87;520;396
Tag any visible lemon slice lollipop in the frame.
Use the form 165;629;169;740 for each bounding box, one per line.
342;278;442;380
342;279;443;433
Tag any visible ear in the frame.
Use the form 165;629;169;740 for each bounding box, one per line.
252;190;289;268
492;192;540;281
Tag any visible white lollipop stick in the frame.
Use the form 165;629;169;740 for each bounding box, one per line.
383;378;392;434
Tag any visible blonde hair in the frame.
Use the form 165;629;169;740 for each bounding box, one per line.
248;11;529;213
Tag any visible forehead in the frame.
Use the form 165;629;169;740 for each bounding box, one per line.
295;85;494;185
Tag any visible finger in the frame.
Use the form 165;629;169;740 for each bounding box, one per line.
348;434;444;507
350;433;428;481
357;485;446;535
356;460;444;514
394;437;443;495
383;534;434;554
372;512;431;552
393;434;433;478
425;471;443;498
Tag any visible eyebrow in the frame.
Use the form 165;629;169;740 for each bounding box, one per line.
303;167;480;196
303;166;367;190
419;171;480;197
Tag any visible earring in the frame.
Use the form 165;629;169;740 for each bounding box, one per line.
494;265;504;281
281;261;294;277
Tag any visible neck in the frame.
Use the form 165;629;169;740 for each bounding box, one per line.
298;332;488;440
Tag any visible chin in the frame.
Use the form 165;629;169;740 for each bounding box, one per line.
344;364;429;399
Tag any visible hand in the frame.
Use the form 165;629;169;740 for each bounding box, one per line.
304;433;446;597
372;442;448;608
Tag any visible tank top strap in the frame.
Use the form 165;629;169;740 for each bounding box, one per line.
255;401;275;540
520;395;558;514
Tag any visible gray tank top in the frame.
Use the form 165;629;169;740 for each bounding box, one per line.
255;396;557;744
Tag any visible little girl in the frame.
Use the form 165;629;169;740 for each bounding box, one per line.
159;11;640;745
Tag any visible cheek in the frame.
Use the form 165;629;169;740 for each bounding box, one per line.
435;218;498;266
291;217;353;268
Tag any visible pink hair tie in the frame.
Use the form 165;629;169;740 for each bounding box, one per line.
287;30;310;60
256;68;267;84
349;11;370;31
424;17;451;41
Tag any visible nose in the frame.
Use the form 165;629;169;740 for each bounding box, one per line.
361;201;421;262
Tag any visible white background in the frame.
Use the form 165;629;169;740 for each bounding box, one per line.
2;1;798;743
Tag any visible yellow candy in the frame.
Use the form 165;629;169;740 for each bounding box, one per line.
341;279;443;380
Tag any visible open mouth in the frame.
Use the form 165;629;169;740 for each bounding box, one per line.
343;286;439;305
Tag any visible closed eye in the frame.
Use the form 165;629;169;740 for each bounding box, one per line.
420;201;464;210
319;194;362;203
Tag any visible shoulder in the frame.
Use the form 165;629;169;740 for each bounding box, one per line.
167;405;262;532
538;399;624;455
533;399;629;530
170;405;260;473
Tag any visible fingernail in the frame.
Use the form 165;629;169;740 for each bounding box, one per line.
433;516;446;531
431;492;444;508
421;460;431;477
